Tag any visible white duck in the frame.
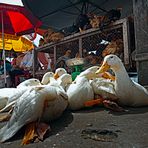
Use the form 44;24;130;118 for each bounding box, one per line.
56;73;72;91
0;84;68;144
41;74;71;122
67;68;95;110
41;72;54;85
76;66;99;80
16;78;41;88
96;54;148;107
0;78;41;111
77;66;117;100
90;78;118;100
66;66;115;110
53;68;67;79
77;66;115;81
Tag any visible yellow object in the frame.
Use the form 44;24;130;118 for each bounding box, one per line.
53;72;59;79
96;62;110;74
22;122;50;145
102;72;115;81
0;33;34;52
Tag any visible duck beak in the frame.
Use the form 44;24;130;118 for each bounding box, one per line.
96;62;110;74
54;73;59;79
102;72;115;81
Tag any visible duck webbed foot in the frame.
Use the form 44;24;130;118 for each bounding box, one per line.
84;97;104;107
36;122;50;141
22;122;50;145
103;100;125;112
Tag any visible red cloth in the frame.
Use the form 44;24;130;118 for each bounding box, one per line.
38;52;48;70
11;58;17;66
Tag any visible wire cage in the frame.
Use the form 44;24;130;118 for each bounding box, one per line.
35;18;135;75
56;40;79;59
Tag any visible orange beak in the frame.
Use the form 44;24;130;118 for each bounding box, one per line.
96;62;110;74
53;73;59;79
102;72;115;81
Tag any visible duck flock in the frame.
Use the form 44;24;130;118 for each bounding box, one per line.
0;54;147;145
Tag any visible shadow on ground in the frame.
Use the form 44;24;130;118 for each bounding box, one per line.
0;110;73;144
0;106;148;148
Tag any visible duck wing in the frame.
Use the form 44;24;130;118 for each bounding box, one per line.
67;77;94;110
0;87;28;110
0;88;19;109
133;81;148;95
0;86;46;142
41;86;68;122
91;78;118;100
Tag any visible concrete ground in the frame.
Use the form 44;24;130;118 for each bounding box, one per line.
0;106;148;148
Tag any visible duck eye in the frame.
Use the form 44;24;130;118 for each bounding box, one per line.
110;56;113;59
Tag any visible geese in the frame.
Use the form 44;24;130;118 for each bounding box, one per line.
54;68;67;79
41;72;54;85
96;54;148;107
0;83;68;144
0;78;41;111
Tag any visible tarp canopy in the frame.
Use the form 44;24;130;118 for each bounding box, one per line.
22;0;133;31
0;33;34;52
0;3;42;35
0;2;42;86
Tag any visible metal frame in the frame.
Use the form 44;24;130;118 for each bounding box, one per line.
34;18;131;76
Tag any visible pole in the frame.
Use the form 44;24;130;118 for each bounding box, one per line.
1;11;7;87
133;0;148;87
79;37;82;57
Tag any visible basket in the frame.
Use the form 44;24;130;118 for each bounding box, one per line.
66;58;85;67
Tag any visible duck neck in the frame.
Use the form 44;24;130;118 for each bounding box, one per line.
112;63;131;85
59;81;66;90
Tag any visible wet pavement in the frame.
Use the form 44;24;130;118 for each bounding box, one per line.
0;106;148;148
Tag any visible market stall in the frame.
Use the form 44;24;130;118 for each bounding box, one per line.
33;17;135;77
22;0;148;86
